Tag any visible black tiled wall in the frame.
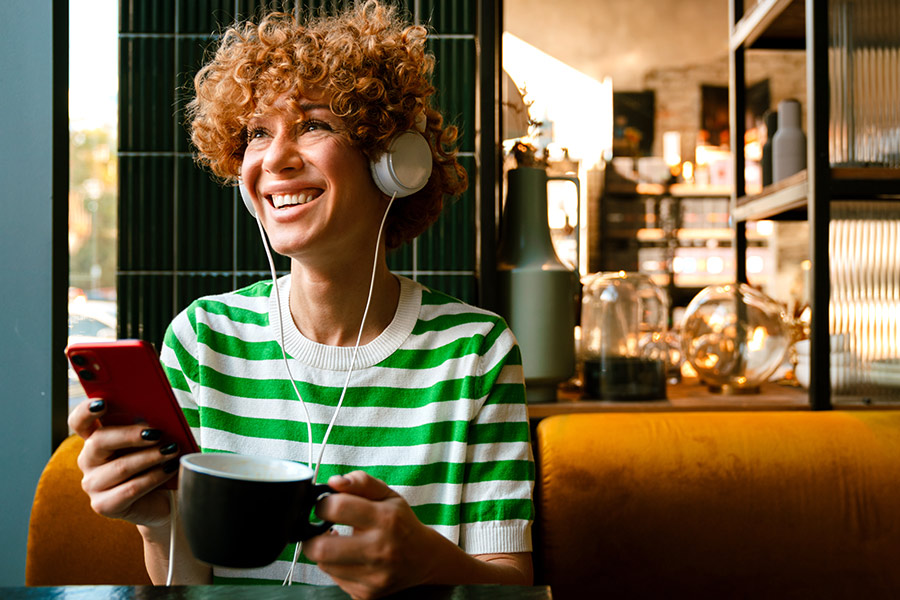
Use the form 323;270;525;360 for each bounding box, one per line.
118;0;481;349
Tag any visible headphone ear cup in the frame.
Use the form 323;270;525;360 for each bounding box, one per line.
370;131;433;198
238;181;257;218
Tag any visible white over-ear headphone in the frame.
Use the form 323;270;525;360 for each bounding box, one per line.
238;129;432;218
239;180;257;217
369;130;432;198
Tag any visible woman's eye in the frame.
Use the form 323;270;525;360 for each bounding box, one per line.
301;120;331;133
247;127;268;141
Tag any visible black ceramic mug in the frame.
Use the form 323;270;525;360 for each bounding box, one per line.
177;453;334;568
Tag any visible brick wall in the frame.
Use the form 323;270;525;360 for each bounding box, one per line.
644;51;808;161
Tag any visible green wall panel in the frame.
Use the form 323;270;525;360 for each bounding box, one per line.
175;156;234;272
177;36;218;154
176;273;240;308
179;1;237;33
117;274;174;341
119;37;175;151
119;0;484;349
120;1;175;33
118;155;175;271
429;37;476;153
421;0;476;33
417;154;476;271
417;274;476;302
387;240;415;272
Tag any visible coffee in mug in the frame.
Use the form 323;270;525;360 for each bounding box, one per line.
178;453;333;568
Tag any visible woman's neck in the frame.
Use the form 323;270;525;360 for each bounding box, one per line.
286;259;400;347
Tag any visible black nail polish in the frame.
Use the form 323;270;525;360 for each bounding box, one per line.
141;428;162;441
163;460;179;474
160;442;179;455
88;399;105;413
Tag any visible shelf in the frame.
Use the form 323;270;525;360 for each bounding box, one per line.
605;181;667;196
830;167;900;197
677;228;734;241
606;182;732;199
730;0;805;51
734;168;900;221
734;170;809;221
668;183;732;198
729;0;900;409
634;228;740;243
528;380;809;419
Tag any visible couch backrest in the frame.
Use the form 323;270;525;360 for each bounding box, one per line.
26;435;152;586
533;410;900;598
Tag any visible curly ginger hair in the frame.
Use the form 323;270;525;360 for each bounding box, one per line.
187;1;467;248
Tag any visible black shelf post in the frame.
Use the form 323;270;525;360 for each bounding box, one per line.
730;0;748;285
806;0;832;410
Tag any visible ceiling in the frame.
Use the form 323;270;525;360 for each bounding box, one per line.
504;0;731;90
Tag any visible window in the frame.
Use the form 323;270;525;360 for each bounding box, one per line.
68;0;118;412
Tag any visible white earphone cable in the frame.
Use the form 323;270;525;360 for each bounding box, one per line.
166;489;176;585
251;192;397;585
164;188;398;586
312;191;396;481
256;217;316;468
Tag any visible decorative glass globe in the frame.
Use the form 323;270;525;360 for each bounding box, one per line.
680;283;792;393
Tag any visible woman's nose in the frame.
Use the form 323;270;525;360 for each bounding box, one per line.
262;133;304;174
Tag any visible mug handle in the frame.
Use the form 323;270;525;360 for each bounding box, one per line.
294;484;335;540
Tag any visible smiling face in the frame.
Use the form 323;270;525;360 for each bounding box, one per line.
240;92;388;267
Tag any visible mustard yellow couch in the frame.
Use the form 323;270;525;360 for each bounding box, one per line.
26;435;152;586
533;410;900;599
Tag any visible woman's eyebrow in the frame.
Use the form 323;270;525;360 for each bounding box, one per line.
298;103;331;114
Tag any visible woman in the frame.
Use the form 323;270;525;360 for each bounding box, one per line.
68;2;533;597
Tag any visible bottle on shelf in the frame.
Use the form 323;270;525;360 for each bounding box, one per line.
772;98;806;182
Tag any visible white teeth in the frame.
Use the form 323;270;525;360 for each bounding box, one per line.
271;193;312;208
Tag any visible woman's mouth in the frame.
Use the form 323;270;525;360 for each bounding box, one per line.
270;190;322;209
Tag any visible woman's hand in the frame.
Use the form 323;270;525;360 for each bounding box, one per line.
303;471;532;600
67;398;179;528
302;471;443;599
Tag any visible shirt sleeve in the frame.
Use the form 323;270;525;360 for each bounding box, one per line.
160;305;202;448
458;320;534;555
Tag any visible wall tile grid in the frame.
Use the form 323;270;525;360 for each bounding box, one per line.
119;0;479;349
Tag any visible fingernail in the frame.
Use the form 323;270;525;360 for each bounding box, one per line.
160;442;179;455
141;428;162;441
163;460;179;474
88;400;105;413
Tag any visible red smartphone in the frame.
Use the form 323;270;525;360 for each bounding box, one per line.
67;339;200;489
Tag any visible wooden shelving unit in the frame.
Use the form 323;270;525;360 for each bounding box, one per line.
734;168;900;222
734;169;809;221
730;0;805;50
598;173;736;319
729;0;900;410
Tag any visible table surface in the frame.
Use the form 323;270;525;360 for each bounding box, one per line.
528;378;811;419
4;585;552;600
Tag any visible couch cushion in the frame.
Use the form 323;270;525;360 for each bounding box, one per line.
534;410;900;598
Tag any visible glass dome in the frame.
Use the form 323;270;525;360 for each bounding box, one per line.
581;272;668;400
680;283;792;393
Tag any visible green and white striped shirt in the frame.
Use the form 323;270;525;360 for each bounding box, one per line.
161;274;534;585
